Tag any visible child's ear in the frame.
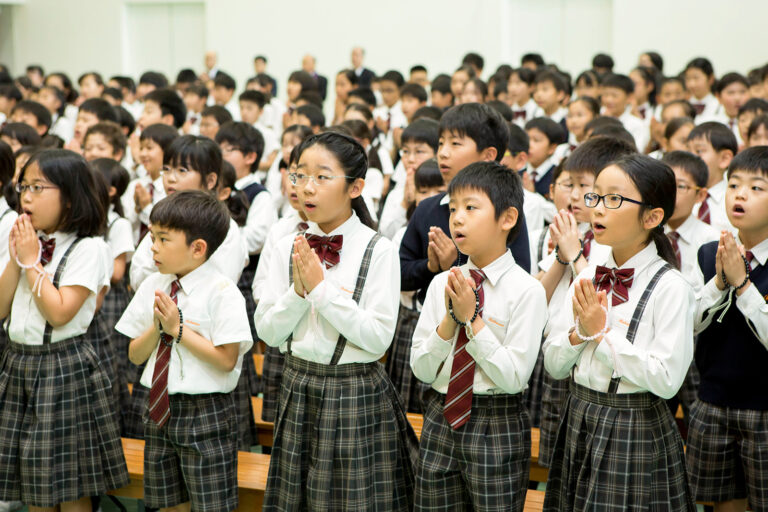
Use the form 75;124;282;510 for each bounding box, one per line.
513;151;528;172
217;186;232;202
205;172;218;191
161;113;175;126
546;143;558;156
718;149;734;171
244;151;258;166
643;206;665;231
695;186;709;203
114;149;125;162
108;185;117;198
190;238;209;260
500;206;519;233
347;177;364;199
480;145;498;162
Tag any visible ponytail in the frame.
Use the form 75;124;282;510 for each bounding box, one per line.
650;225;679;269
225;189;250;227
351;196;376;230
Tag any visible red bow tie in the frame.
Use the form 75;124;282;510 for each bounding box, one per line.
40;237;56;266
512;110;527;120
305;234;343;269
594;265;634;306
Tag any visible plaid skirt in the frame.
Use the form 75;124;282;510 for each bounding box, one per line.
538;373;570;468
86;310;128;423
523;346;545;427
123;365;148;439
264;354;419;511
100;280;141;383
543;382;695;512
385;304;430;413
233;346;259;451
0;337;129;507
261;345;285;423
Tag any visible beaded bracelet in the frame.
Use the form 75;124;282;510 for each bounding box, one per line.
555;238;584;266
14;239;42;269
721;253;750;290
175;307;184;344
448;288;480;327
575;306;609;342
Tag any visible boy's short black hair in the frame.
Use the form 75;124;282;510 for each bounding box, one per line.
414;158;442;190
592;53;614;71
486;100;512;122
400;83;427;103
40;134;64;148
287;71;318;92
347;88;377;108
110;75;136;94
413;106;443;122
564;135;636;176
410;65;427;74
521;53;544;68
114;106;136;136
401;118;439;152
102;87;123;102
85;121;127;156
80;98;119;123
1;122;41;146
439;103;509;162
447;160;524;243
511;67;536;86
296;104;325;128
164;135;223;182
664;116;694;140
297;90;323;108
715;72;748;95
601;73;634;94
201;105;233;126
254;55;267;63
590;125;637;150
662;99;696;119
213;71;236;91
662;150;709;188
186;83;209;99
507;123;529;154
176;68;198;85
685;57;714;78
150;190;230;259
27;64;44;76
381;70;405;88
584;115;622;134
688;121;738;155
462;52;485;72
13;100;52;130
238;90;266;109
729;145;768;178
533;70;567;93
0;84;22;102
139;71;169;89
748;114;768;140
525;117;566;145
738;97;768;117
215;121;265;171
140;123;180;154
144;88;187;128
430;74;452;95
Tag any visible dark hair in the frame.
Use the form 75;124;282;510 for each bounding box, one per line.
144;88;187;128
175;68;198;85
400;83;427;103
414;158;442;190
89;163;110;227
85;121;127;157
462;52;485;72
165;135;222;186
642;51;664;72
463;78;487;99
149;190;230;258
521;53;545;68
347;88;377;108
575;69;601;90
12;100;52;131
295;131;375;229
40;134;64;149
296;90;323;108
664;116;694;140
401;118;439;152
201;105;233;127
254;55;267;63
507;123;529;154
584;114;621;132
186;83;209;99
511;67;536;86
46;72;77;103
738;97;768;117
590;124;637;149
602;73;635;95
140;123;179;154
748;114;768;141
345;103;373;122
410;64;427;74
0;84;22;102
90;157;130;217
688;121;738;154
572;95;601;117
600;155;678;268
0;139;15;207
564;135;636;176
113;105;136;136
336;69;358;88
440;103;509;162
213;71;236;91
662;150;708;188
281;124;314;145
218;160;249;226
139;71;169;89
20;149;106;236
662;99;696;119
447;160;524;243
110;75;136;95
287;71;318;93
78;72;104;88
26;64;44;76
592;53;614;71
381;70;405;88
79;98;118;123
296;104;325;128
486;100;512;122
714;72;748;95
729;145;768;177
340;119;382;171
102;87;123;103
215;121;265;172
412;106;443;122
534;70;567;93
632;66;658;105
525;117;566;145
239;89;266;109
430;74;452;95
1;122;41;146
685;57;714;78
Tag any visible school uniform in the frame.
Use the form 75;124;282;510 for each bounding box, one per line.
116;261;253;511
527;155;558;198
261;97;285;134
362;167;383;221
636;101;652;121
374;101;407;152
186;109;202;136
254;120;280;161
511;98;538;128
697;107;743;145
0;234;129;507
691;178;735;234
687;237;768;509
49;112;74;142
411;250;547;511
123;100;144;121
263;154;287;214
619;107;650;151
542;243;696;511
254;213;418;511
378;184;407;240
523;188;556;236
0;198;18;350
690;93;720;122
535;106;569;139
121;174;165;245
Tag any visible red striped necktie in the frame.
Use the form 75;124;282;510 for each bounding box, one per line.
149;279;180;428
582;230;595;260
698;194;711;225
667;231;682;268
594;266;634;307
444;269;486;430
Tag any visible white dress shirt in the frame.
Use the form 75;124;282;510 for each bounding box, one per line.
8;233;109;344
523;189;556;236
691;93;720;123
255;213;399;364
0;197;19;270
49;113;74;142
116;260;253;394
691;178;735;234
411;250;547;395
619;109;650;151
393;226;420;310
121;174;165;245
543;242;695;399
235;173;277;255
694;235;768;348
130;217;248;290
106;207;135;261
664;215;719;293
252;209;305;302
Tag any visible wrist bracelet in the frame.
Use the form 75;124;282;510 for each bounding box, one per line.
15;239;42;269
575;306;608;342
175;307;184;344
721;253;750;290
555;239;584;266
448;288;480;326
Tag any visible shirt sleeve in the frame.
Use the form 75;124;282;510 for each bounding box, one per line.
209;279;254;352
241;191;277;254
108;217;135;259
736;283;768;349
58;238;107;294
115;276;155;339
210;221;248;283
399;204;437;292
129;234;155;290
410;272;454;384
542;278;589;379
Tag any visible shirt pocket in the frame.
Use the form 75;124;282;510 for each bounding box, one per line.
183;316;212;340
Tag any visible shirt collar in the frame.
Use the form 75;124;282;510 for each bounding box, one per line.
235;173;260;190
305;211;361;237
439;192;450;206
708;178;726;201
467;250;515;287
38;230;75;247
529;156;555;177
737;234;768;267
177;259;213;295
603;240;659;272
668;214;700;244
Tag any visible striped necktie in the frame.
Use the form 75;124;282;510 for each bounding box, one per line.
148;279;180;428
582;230;595;260
698;194;711;225
667;231;682;268
444;269;486;430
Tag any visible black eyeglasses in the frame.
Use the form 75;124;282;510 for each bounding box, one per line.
584;192;649;209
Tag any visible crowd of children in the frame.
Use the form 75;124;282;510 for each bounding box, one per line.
0;47;767;512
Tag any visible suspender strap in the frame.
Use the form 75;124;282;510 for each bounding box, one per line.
0;208;12;222
537;228;548;265
42;238;83;345
607;263;672;393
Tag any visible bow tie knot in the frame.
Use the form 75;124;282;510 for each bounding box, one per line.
594;265;634;306
39;237;56;266
305;234;344;269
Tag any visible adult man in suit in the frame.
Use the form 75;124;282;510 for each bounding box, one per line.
351;46;375;89
302;54;328;101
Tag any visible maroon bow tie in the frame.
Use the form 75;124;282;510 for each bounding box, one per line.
305;234;343;269
297;222;309;232
594;265;634;306
512;110;527;120
40;237;56;266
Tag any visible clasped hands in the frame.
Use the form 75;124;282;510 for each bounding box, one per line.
292;235;325;297
714;231;750;294
570;279;609;345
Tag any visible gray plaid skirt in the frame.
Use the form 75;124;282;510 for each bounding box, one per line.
523;346;545;427
233;346;259;450
0;337;129;507
263;354;419;511
261;345;285;423
385;304;430;414
543;381;695;512
538;373;570;468
87;309;128;424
